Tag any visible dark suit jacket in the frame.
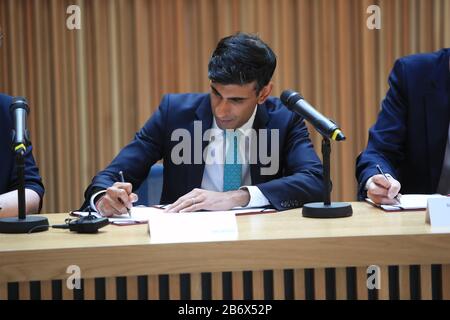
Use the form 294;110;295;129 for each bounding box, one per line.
0;93;45;202
82;94;324;211
356;48;450;199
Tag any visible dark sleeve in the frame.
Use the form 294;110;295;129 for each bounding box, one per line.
8;144;45;209
80;95;169;210
257;113;324;211
355;59;408;200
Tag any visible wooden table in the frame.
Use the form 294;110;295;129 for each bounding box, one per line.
1;202;449;300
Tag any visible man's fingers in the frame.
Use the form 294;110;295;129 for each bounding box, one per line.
371;175;391;189
368;182;389;197
113;182;133;195
371;175;401;200
168;198;196;213
107;187;132;209
98;195;126;216
164;189;200;212
387;180;401;199
369;194;400;205
179;195;206;212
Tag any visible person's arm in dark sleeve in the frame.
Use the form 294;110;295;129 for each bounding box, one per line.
7;144;45;213
257;113;324;211
80;95;169;210
355;59;408;200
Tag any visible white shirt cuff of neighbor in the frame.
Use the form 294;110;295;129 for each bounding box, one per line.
90;190;107;212
240;185;270;208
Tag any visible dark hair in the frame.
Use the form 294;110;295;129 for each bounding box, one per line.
208;32;277;93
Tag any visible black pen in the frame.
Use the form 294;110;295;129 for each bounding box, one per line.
119;171;132;216
376;165;400;201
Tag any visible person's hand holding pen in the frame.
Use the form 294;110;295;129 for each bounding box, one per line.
365;165;402;205
95;171;138;217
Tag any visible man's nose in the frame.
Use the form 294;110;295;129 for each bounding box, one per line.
215;99;232;117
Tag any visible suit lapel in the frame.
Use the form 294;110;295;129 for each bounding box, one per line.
425;50;450;191
186;95;213;190
250;102;270;185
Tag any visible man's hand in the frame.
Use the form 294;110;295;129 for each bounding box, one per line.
366;174;401;205
164;188;250;213
96;182;138;217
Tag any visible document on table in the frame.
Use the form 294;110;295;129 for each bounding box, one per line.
147;210;239;243
72;205;276;225
365;194;447;211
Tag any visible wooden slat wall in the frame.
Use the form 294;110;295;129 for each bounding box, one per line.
2;264;448;300
0;0;449;212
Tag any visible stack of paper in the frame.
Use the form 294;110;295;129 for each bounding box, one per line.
366;194;447;211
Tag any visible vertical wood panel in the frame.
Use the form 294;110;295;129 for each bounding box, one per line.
356;267;369;300
314;268;326;300
40;280;53;300
0;282;8;300
169;274;180;300
378;266;390;300
18;281;30;300
273;269;284;300
335;268;347;300
147;275;159;300
294;269;305;300
211;272;223;300
252;271;264;300
84;278;96;300
190;273;202;300
232;271;243;300
399;265;410;300
442;264;450;300
420;265;432;300
62;280;74;300
127;276;138;300
105;277;117;300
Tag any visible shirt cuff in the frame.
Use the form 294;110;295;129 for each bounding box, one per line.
90;190;107;213
240;186;270;208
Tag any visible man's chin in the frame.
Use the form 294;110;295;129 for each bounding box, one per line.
216;120;237;130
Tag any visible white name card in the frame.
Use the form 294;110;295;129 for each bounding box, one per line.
148;211;238;244
426;197;450;227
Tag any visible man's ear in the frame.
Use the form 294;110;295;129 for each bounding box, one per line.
257;82;273;104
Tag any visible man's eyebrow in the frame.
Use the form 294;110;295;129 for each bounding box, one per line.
210;85;250;100
210;85;222;97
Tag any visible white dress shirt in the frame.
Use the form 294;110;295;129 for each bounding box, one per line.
201;105;270;207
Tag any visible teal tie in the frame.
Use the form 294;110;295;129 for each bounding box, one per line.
223;130;242;191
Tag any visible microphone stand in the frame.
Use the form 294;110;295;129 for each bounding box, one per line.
302;137;353;218
0;145;49;233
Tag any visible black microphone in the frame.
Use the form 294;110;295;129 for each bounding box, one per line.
280;90;345;141
9;97;30;154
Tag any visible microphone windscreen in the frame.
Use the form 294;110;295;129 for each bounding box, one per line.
280;90;303;108
10;97;29;114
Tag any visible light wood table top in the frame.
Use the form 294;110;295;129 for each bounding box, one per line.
1;202;449;282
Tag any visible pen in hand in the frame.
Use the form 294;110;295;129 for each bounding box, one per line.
376;165;400;201
119;170;132;216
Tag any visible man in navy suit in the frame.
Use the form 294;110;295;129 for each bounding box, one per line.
82;33;324;215
356;48;450;204
0;29;44;217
